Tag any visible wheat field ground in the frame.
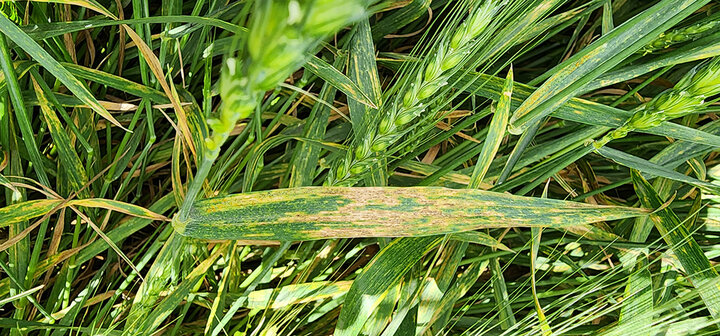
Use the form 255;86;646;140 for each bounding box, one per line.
2;0;720;335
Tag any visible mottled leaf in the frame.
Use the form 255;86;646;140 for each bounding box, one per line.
174;187;648;241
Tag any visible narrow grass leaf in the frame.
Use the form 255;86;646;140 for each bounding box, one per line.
21;16;243;41
532;184;552;335
306;56;377;110
0;285;43;307
455;72;720;147
618;259;653;336
0;12;124;130
632;170;720;320
0;60;37;94
601;0;613;34
0;200;61;227
346;18;386;185
651;119;720;168
0;319;120;334
490;255;515;329
398;160;476;187
450;231;511;252
597;147;720;193
531;226;552;335
0;34;50;188
31;77;88;194
68;199;169;221
69;193;176;269
371;0;431;41
229;281;353;310
585;35;720;92
0;173;17;193
62;63;169;104
469;66;512;188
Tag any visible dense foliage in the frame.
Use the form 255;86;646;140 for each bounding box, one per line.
2;0;720;335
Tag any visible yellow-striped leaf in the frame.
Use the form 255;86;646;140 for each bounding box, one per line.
174;187;648;241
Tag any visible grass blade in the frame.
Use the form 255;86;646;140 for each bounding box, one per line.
0;12;125;131
306;56;377;111
450;231;511;252
632;170;720;320
455;72;720;147
335;235;443;336
68;199;169;221
0;200;61;227
469;66;512;188
30;76;88;194
596;147;720;193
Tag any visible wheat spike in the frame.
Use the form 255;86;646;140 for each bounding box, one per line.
595;58;720;148
640;20;720;55
327;0;500;186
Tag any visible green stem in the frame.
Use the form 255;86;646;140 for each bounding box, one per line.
177;151;218;222
610;66;671;108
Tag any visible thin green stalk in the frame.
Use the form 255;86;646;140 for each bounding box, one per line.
609;67;672;108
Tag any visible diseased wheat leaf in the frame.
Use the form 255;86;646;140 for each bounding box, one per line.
469;67;512;188
69;199;169;221
0;198;167;228
0;200;61;226
31;76;88;195
174;187;648;241
306;56;377;111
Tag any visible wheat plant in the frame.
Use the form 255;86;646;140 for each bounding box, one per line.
3;1;720;336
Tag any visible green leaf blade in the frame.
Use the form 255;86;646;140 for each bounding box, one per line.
335;236;443;336
631;170;720;320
